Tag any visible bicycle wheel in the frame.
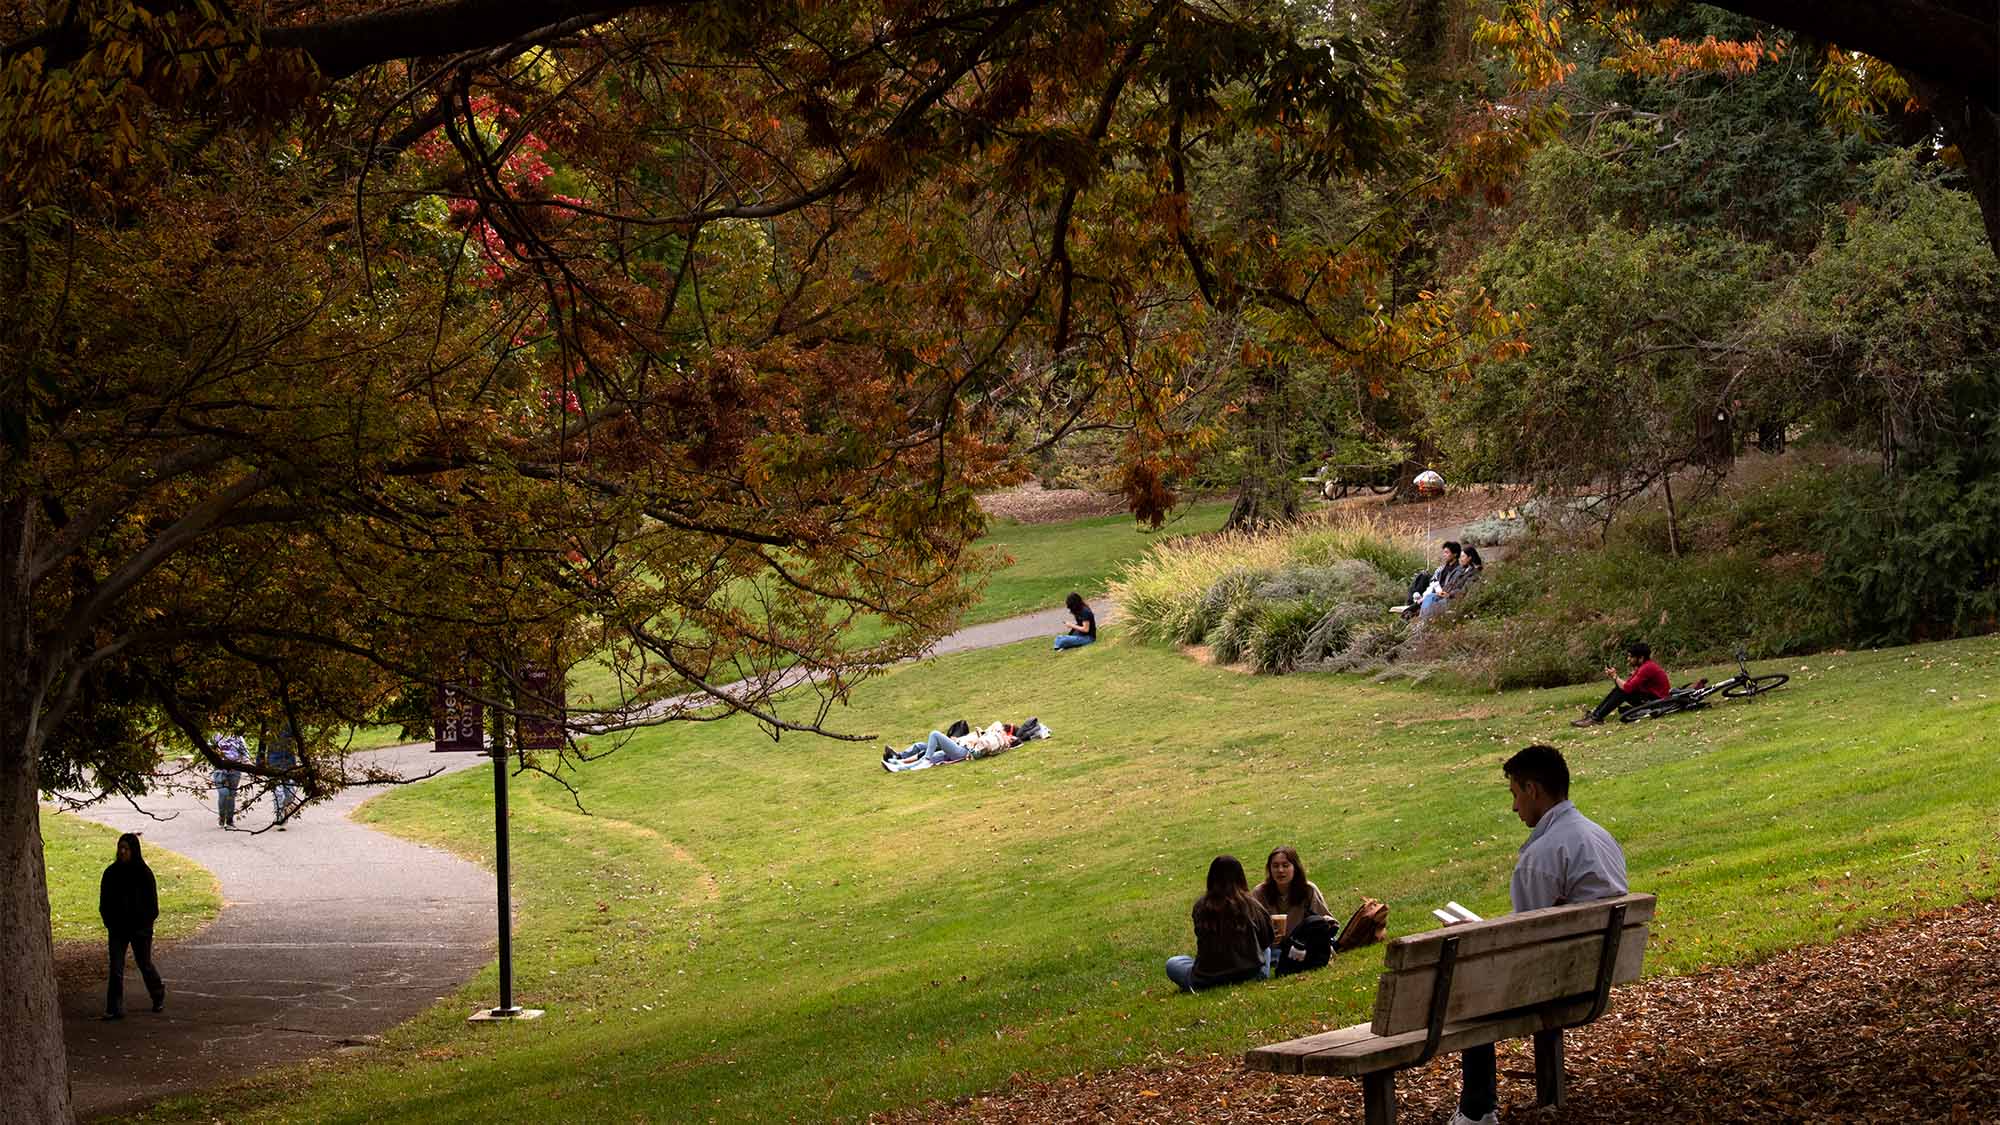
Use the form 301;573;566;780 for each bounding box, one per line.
1369;482;1396;495
1721;673;1789;698
1619;697;1684;723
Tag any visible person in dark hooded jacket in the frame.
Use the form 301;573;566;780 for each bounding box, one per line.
99;832;165;1018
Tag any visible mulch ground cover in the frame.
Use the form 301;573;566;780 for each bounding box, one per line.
879;898;1999;1124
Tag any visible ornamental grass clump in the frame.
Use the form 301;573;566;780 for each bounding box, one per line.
1181;568;1260;645
1111;513;1424;672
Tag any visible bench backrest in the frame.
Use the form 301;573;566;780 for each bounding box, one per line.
1369;893;1654;1036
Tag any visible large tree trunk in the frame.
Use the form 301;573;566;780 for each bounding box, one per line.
0;498;72;1124
1223;362;1302;532
1904;74;2000;258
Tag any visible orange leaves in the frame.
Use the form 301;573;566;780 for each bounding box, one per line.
1810;48;1913;140
1608;35;1784;81
1475;1;1579;92
1148;192;1191;237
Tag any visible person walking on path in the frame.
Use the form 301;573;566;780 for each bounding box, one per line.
100;832;166;1020
1053;591;1097;651
212;733;248;827
263;726;300;829
1449;745;1627;1125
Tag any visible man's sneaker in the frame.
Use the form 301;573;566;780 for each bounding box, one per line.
1570;715;1602;728
1449;1111;1498;1125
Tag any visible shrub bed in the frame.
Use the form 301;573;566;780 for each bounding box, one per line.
1110;515;1426;673
1413;460;1857;688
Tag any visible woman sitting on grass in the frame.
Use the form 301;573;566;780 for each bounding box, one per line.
1252;845;1337;975
1166;855;1274;993
1053;591;1097;650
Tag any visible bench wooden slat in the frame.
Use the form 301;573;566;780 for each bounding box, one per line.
1371;923;1645;1034
1247;997;1597;1077
1382;894;1656;970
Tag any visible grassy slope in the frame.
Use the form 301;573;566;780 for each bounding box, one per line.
360;499;1233;725
963;500;1232;623
40;811;222;945
142;633;2000;1123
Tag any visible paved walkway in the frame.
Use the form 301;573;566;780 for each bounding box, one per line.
58;743;494;1119
55;607;1088;1118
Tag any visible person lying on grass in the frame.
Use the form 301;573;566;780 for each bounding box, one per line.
881;718;1048;772
1572;640;1671;727
1166;854;1275;993
1251;845;1338;975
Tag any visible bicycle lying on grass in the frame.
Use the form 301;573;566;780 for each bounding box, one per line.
1619;650;1790;723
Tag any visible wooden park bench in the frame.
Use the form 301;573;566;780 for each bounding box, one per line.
1246;893;1655;1125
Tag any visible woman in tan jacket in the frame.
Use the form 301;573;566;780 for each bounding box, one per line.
1252;845;1336;973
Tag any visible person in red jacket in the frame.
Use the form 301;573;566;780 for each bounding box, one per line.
1572;641;1671;726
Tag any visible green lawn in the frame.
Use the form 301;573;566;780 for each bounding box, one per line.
133;632;2000;1123
964;500;1232;623
39;811;221;946
484;499;1233;714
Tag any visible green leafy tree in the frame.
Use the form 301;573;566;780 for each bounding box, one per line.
0;2;1509;1117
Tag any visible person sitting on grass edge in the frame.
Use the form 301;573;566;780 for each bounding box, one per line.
1166;854;1274;992
1054;591;1096;651
1573;641;1669;727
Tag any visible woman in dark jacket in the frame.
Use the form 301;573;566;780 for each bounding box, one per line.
1165;855;1274;992
100;832;165;1018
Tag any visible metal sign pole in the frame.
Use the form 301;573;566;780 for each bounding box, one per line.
461;678;542;1023
492;725;516;1015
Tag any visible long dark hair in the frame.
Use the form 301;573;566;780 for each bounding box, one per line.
1065;591;1087;616
1461;545;1484;570
1192;854;1259;939
115;832;147;866
1255;845;1309;909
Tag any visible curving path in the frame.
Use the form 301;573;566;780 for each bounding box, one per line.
58;743;494;1119
56;607;1089;1118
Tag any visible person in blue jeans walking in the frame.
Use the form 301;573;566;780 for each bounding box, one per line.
1053;592;1096;651
263;726;301;830
212;733;248;827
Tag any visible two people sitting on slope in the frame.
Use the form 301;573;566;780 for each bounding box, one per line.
1165;846;1340;992
1573;640;1671;726
1400;541;1485;621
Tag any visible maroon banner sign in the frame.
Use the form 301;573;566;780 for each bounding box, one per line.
515;664;566;751
432;681;486;752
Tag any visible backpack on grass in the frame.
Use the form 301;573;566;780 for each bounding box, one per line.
1334;898;1389;953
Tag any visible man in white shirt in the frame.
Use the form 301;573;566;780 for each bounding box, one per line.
1451;744;1628;1125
